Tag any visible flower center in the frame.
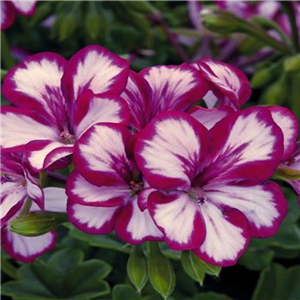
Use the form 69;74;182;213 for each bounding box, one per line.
129;180;144;196
188;187;207;206
60;131;75;144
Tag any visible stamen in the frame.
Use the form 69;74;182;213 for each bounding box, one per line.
60;131;75;144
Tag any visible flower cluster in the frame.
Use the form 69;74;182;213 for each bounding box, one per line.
1;45;299;266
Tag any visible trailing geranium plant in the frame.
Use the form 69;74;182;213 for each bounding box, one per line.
1;44;299;299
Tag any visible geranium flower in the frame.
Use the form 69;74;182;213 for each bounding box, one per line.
2;45;129;171
1;0;37;30
1;153;67;262
135;108;287;266
121;64;208;132
67;123;163;244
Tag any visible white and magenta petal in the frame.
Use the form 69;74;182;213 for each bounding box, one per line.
62;45;129;103
73;89;130;138
66;171;129;207
188;106;234;130
11;0;37;15
135;112;209;190
202;107;284;183
74;123;132;186
194;203;250;266
1;107;60;151
1;228;56;263
115;197;164;244
24;169;44;210
204;181;287;238
266;106;299;161
43;187;67;213
121;71;152;131
67;202;120;234
1;1;16;30
140;64;208;118
192;58;251;110
26;140;73;172
148;191;206;250
2;53;68;125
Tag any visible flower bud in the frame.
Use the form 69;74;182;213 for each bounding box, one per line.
201;8;242;35
9;212;68;237
284;55;300;73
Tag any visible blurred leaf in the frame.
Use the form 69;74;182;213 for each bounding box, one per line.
1;249;111;299
69;226;130;253
252;264;300;300
192;292;231;300
238;248;275;271
112;284;141;300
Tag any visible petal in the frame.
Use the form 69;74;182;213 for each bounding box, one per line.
1;181;26;224
138;187;155;211
43;187;67;212
266;106;299;161
205;181;287;238
11;0;36;15
193;203;250;266
26;140;73;172
121;71;152;131
62;45;129;103
201;107;284;183
192;58;251;109
188;106;234;130
73;89;130;138
66;171;129;207
135;112;210;190
115;197;164;244
140;64;208;118
24;169;44;210
2;53;68;125
1;1;16;30
74;123;132;186
148;191;206;250
1;106;60;151
67;202;120;234
1;228;56;263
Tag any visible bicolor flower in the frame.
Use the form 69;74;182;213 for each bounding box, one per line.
2;45;130;171
67;123;163;244
135;108;287;266
2;188;67;263
121;64;209;132
191;58;251;110
1;152;43;224
1;0;37;30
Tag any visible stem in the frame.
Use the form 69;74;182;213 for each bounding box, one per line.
241;23;291;55
281;2;300;53
19;199;32;218
149;14;189;62
39;171;48;188
1;259;18;280
1;32;15;69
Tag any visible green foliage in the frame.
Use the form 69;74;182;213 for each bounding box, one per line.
252;264;300;300
112;284;141;300
1;249;111;299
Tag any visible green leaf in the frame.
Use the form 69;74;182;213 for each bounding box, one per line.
1;249;111;299
112;284;141;300
69;226;130;253
238;248;275;271
181;251;221;285
127;246;148;293
252;264;300;300
147;242;175;300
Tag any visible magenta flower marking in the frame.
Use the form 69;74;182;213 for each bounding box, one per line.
135;108;287;266
1;0;37;31
2;46;130;171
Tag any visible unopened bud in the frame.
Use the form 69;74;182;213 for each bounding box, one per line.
9;212;68;237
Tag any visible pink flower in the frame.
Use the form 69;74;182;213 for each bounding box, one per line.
66;123;163;244
1;152;67;262
1;0;37;31
2;45;130;171
134;108;287;266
